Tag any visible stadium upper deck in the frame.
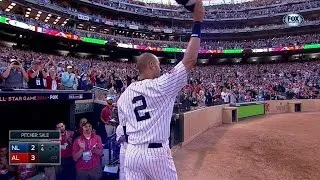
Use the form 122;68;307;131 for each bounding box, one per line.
1;0;320;54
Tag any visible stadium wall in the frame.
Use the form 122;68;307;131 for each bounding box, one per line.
180;99;320;147
181;104;227;146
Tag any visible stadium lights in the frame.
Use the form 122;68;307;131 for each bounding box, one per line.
5;8;10;12
46;16;50;19
8;5;13;9
11;2;16;6
53;21;57;24
27;8;31;11
44;19;48;22
61;24;65;27
38;11;42;14
26;11;30;14
35;17;39;20
79;24;83;26
65;19;69;21
91;26;96;29
57;17;61;19
36;14;40;17
25;14;29;17
48;14;52;17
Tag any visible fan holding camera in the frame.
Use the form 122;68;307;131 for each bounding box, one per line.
1;58;29;89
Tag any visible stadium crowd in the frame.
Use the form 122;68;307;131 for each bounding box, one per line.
113;0;305;10
2;10;320;50
1;46;320;111
82;0;319;19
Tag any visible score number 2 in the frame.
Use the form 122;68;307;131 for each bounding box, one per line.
132;95;151;122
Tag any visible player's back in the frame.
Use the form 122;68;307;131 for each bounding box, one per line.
117;62;188;145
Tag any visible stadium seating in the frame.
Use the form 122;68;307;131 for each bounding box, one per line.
1;46;320;108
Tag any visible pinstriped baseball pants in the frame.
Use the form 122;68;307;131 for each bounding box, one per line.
124;143;178;180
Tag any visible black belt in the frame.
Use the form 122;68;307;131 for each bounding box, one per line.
148;143;162;148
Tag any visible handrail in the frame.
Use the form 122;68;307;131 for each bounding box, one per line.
92;86;109;102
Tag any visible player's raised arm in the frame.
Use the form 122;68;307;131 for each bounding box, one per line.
155;1;205;97
182;0;205;71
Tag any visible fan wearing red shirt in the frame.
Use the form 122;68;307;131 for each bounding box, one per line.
46;68;60;90
100;97;115;138
73;122;103;180
56;121;75;180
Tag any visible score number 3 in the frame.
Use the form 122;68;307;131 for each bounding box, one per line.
132;95;151;122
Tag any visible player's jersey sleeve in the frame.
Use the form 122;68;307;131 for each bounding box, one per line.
156;61;188;97
117;102;127;127
116;125;124;141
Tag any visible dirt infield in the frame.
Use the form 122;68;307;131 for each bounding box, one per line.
174;112;320;180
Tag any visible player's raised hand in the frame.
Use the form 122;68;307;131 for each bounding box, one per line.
192;0;205;22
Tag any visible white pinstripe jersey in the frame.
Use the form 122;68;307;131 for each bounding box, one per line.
117;62;188;145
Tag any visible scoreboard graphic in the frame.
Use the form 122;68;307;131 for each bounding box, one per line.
9;130;61;165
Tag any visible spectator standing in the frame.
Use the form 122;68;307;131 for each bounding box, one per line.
46;68;60;90
1;59;28;89
205;88;213;106
74;118;90;139
72;122;103;180
95;71;107;88
56;122;76;180
107;87;117;102
80;73;93;91
27;60;47;89
221;88;230;104
229;90;237;103
61;66;77;90
100;97;116;138
114;75;123;93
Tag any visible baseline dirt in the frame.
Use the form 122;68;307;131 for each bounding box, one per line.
174;112;320;180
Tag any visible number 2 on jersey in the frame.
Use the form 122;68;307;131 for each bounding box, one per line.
132;95;151;122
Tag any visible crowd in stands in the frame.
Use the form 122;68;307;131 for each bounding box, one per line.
117;0;302;10
1;46;320;111
31;0;320;34
1;41;320;177
85;0;319;19
2;10;320;50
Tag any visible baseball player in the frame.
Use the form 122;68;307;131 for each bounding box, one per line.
116;125;128;180
116;1;205;179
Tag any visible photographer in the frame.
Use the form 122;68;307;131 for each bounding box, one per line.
1;59;28;89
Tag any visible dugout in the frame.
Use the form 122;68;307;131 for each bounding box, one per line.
0;89;93;145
